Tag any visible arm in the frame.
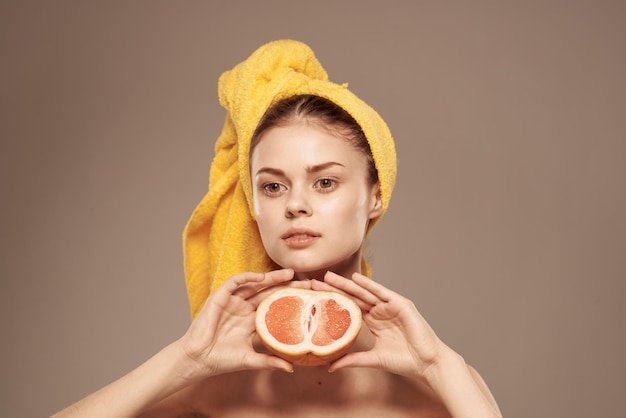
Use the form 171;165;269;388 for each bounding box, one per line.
421;348;502;417
316;272;502;418
51;341;198;418
51;269;297;418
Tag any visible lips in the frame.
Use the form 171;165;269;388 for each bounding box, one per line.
282;228;321;248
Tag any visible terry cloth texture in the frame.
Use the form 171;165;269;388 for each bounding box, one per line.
183;39;397;319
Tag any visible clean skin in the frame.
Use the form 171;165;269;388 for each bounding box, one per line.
250;120;382;281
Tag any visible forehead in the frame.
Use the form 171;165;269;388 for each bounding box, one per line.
250;122;365;169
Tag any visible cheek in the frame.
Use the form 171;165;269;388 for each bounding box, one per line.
252;192;261;219
252;192;268;229
320;191;370;224
253;194;281;231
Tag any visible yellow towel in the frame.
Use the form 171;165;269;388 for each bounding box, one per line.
183;39;397;319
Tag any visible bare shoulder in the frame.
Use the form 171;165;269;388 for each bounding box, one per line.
467;364;501;415
137;382;206;418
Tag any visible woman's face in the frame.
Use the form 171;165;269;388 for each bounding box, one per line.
250;121;382;279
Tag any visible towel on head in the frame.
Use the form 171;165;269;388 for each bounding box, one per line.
183;39;397;319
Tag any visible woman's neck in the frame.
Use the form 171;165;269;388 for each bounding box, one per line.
292;250;363;281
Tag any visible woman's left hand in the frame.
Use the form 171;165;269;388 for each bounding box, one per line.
313;272;502;417
312;271;448;380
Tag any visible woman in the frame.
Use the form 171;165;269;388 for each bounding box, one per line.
52;40;501;417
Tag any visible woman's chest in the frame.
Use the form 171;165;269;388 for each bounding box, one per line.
187;368;450;418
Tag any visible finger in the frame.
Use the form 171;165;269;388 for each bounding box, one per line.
351;272;396;303
265;355;294;373
328;351;378;372
283;279;315;290
234;269;295;299
304;276;372;312
246;278;323;307
242;271;309;307
243;352;294;373
324;271;380;307
246;285;282;306
263;268;295;284
309;277;348;293
221;271;266;294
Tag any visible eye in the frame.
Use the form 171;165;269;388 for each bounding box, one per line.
261;182;287;196
314;178;338;192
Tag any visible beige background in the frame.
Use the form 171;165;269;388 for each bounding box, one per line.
1;1;625;416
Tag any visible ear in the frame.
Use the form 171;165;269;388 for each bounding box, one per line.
368;183;383;219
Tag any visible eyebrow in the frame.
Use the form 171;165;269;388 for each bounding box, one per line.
255;162;345;177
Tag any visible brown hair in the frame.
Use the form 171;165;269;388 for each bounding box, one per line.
250;95;379;185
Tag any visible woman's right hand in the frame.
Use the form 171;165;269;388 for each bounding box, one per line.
178;269;298;378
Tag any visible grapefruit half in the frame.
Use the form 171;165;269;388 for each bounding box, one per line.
255;288;362;366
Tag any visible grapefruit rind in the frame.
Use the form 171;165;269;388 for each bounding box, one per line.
255;288;362;366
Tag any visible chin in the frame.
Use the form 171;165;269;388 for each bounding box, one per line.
270;258;328;278
268;245;362;276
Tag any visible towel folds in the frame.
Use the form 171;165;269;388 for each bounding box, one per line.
183;40;397;319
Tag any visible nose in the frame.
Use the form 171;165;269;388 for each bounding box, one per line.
285;190;312;218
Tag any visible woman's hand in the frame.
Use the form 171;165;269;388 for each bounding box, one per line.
313;272;502;417
179;269;300;378
312;271;447;379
